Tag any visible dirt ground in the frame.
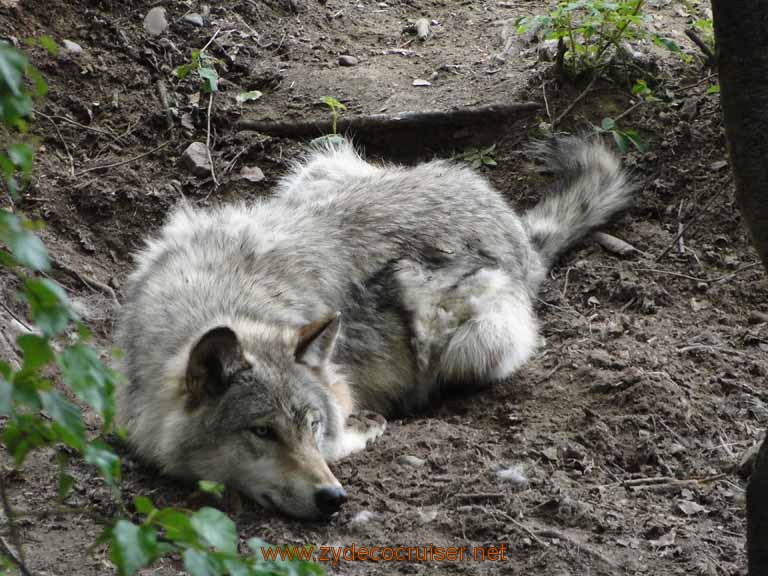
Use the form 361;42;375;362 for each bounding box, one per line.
1;0;767;575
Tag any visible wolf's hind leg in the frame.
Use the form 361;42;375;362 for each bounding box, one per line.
436;268;539;384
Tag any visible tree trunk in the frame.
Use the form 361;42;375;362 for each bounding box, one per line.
712;1;768;270
711;3;768;575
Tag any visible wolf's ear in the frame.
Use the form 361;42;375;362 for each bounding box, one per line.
295;312;341;369
186;327;247;409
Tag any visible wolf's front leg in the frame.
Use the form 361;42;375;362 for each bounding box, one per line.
324;411;387;462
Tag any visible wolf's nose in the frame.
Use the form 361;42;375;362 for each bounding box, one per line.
315;486;347;516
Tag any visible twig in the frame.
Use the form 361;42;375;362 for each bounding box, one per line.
541;81;552;124
656;185;729;261
553;71;599;127
0;301;33;334
199;27;222;55
36;111;117;140
0;475;31;576
155;79;173;130
685;28;715;66
614;98;645;123
206;92;219;188
0;537;32;576
73;141;170;177
50;259;120;306
676;200;685;255
534;527;618;567
237;102;540;138
493;510;549;547
678;73;717;92
454;492;507;502
40;113;75;177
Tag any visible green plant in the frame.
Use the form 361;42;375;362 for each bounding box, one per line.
517;0;686;79
457;144;498;169
1;43;323;576
596;116;645;153
321;96;347;135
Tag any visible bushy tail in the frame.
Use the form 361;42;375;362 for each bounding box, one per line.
523;136;636;268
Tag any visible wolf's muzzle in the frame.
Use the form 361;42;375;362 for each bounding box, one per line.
315;485;348;516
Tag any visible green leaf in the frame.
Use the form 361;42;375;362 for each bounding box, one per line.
235;91;263;105
0;45;27;97
3;415;50;465
23;278;72;336
601;116;616;131
482;157;498;167
133;496;155;515
190;507;237;554
653;35;681;53
57;472;76;500
84;440;121;486
706;84;720;95
110;520;159;576
0;212;50;271
622;129;647;152
58;344;117;426
199;67;218;93
174;62;195;79
611;130;630;153
9;143;34;177
39;390;85;450
0;375;11;416
155;509;198;544
183;548;221;576
37;36;59;56
322;96;346;111
17;334;53;371
198;480;225;498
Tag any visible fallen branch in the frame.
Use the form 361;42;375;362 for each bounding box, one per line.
50;259;120;306
553;71;600;127
237;102;540;139
685;28;715;66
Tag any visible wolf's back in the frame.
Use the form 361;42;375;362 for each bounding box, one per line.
523;137;635;270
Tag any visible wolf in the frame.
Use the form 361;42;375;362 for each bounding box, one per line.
116;135;634;519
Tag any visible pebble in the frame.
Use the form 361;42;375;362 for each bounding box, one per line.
495;465;529;489
180;142;211;176
415;18;430;41
183;13;205;27
398;454;425;467
412;79;431;87
748;311;768;325
143;7;168;37
239;165;265;183
62;39;83;54
349;510;383;527
338;55;358;67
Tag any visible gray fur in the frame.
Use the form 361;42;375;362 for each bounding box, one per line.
115;136;633;518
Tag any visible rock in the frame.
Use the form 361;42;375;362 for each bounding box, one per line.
412;79;431;87
537;39;560;62
183;13;205;27
415;18;430;41
707;160;728;172
180;142;211;176
338;55;358;67
62;39;83;54
677;500;708;516
748;311;768;325
680;97;699;121
239;165;265;183
495;465;528;489
144;7;168;37
398;455;425;467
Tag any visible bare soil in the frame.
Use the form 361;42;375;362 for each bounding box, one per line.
1;1;766;575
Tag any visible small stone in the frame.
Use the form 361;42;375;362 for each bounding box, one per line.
495;465;529;489
748;311;768;325
349;510;383;528
180;142;211;176
183;12;205;26
62;39;83;54
338;55;358;67
143;7;168;37
417;508;438;523
398;455;425;467
180;113;195;131
412;79;431;87
707;160;728;172
415;18;430;41
239;165;265;183
587;349;615;369
677;500;708;516
680;98;699;121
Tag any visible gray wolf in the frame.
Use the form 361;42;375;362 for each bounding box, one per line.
116;136;634;519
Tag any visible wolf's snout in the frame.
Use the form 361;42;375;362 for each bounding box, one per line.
315;485;347;516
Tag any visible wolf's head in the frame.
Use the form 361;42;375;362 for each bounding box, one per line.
171;314;350;519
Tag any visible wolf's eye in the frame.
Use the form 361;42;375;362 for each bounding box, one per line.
250;425;275;440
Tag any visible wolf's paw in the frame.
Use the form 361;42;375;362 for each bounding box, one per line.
347;411;387;444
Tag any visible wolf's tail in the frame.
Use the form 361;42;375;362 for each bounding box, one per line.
522;136;635;269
